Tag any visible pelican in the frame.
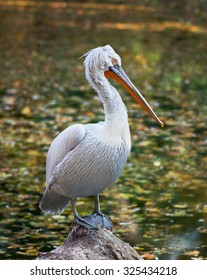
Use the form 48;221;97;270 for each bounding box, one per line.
40;45;163;230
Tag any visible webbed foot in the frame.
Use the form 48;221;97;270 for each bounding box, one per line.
74;215;98;229
71;197;113;230
76;213;113;230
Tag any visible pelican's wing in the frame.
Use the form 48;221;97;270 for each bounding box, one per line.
46;124;85;187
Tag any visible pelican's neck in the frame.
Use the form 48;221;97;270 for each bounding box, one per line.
88;71;129;127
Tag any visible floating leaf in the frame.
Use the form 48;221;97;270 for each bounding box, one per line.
21;106;32;116
153;161;161;167
184;250;199;257
174;203;188;209
142;253;155;260
197;227;207;234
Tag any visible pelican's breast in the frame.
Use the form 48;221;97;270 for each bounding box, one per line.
50;123;131;198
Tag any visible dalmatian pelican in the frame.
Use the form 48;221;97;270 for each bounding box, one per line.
40;45;163;230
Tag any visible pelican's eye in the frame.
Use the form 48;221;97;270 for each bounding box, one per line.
112;58;118;65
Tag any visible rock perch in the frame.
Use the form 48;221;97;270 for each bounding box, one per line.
37;224;143;260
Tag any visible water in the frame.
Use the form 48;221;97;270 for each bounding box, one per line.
0;0;206;260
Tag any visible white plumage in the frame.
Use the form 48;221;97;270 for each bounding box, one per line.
40;45;163;229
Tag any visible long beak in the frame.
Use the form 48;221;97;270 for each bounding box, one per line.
105;65;164;127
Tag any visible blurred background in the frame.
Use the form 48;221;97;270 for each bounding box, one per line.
0;0;206;260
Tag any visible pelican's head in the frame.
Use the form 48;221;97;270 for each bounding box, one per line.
83;45;164;127
83;45;121;73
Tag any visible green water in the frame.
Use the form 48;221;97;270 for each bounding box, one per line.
0;0;206;260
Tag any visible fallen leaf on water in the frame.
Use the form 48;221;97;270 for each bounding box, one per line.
0;172;12;181
153;161;161;167
197;226;207;234
21;106;32;116
142;253;155;260
184;250;199;257
174;203;188;209
138;140;151;147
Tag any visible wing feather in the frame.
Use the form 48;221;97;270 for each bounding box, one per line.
46;124;85;187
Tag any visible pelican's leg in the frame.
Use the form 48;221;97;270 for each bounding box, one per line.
71;199;97;230
93;194;113;229
93;194;101;215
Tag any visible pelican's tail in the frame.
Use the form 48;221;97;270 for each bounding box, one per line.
39;188;70;215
